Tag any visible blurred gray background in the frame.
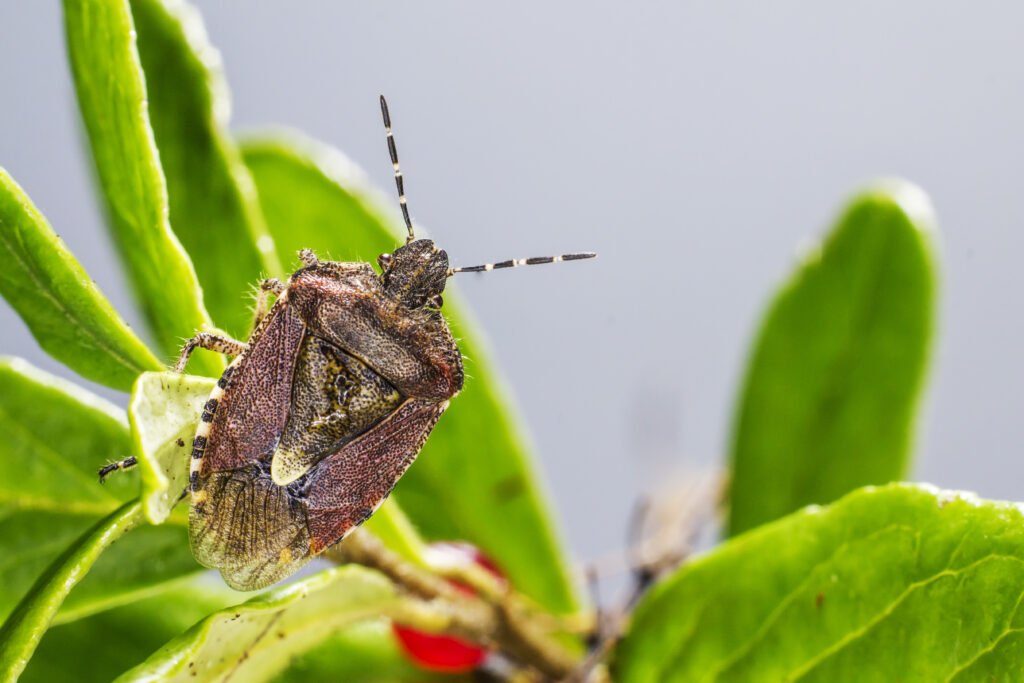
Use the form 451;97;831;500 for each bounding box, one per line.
2;2;1023;570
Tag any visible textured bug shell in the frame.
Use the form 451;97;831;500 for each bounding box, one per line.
189;258;463;591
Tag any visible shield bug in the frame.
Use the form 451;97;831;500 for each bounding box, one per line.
108;97;595;591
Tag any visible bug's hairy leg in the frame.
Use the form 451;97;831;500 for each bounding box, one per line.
253;278;285;328
98;456;137;483
174;333;248;373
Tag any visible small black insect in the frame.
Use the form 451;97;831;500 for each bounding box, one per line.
105;97;595;590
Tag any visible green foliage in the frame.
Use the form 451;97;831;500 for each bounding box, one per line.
242;135;579;614
130;0;282;338
63;0;221;376
0;171;161;390
0;359;197;633
129;371;215;524
0;501;145;682
617;484;1024;682
114;566;404;682
0;0;1012;680
729;182;937;536
22;581;242;683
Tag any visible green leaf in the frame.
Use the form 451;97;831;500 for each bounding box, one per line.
24;581;445;683
728;182;938;536
130;0;282;338
115;565;403;683
0;358;199;628
0;499;145;683
616;483;1024;682
63;0;222;377
21;579;241;683
0;168;162;390
129;371;215;524
241;133;579;614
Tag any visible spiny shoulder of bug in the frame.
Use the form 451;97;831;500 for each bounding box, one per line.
284;238;450;314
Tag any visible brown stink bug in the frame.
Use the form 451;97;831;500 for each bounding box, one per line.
105;97;595;591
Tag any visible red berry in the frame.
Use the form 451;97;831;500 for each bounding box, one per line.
392;542;503;672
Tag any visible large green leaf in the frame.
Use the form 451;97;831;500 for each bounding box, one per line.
0;500;145;682
616;483;1024;682
728;182;938;535
0;169;162;391
22;580;447;683
63;0;221;377
130;0;281;338
0;358;199;628
21;579;241;683
115;565;404;682
241;133;578;614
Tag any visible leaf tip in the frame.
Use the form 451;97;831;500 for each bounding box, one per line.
859;178;939;237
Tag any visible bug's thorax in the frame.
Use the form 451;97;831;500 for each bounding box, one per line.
284;251;463;399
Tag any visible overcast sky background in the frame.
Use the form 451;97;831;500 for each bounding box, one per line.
2;2;1024;571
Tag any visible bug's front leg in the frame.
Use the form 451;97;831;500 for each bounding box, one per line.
253;278;286;329
175;332;248;373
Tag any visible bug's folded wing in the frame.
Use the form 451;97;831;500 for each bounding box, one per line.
190;463;313;591
304;398;448;553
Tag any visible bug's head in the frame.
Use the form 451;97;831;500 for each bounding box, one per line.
379;239;449;309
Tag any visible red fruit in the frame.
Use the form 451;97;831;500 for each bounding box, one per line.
392;542;503;672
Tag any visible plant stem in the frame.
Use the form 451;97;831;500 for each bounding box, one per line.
329;529;581;680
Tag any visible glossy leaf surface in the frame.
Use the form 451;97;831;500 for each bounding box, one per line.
0;359;198;629
130;0;281;338
0;500;146;682
729;182;938;535
0;169;161;390
618;484;1024;682
115;565;403;683
63;0;221;376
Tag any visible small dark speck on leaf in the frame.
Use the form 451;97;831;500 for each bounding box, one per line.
176;438;186;447
493;475;525;502
816;592;825;609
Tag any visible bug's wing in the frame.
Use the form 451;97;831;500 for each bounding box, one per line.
190;302;308;591
192;398;447;589
190;464;312;591
270;334;403;486
201;302;306;472
305;398;448;553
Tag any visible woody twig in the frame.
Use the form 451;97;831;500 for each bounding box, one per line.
328;529;582;680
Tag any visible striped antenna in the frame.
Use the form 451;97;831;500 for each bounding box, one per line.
449;251;597;275
380;95;415;242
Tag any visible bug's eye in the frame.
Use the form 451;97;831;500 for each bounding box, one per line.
428;294;444;309
377;253;392;270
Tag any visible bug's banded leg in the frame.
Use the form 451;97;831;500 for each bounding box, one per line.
98;455;137;483
253;278;285;329
175;333;248;373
